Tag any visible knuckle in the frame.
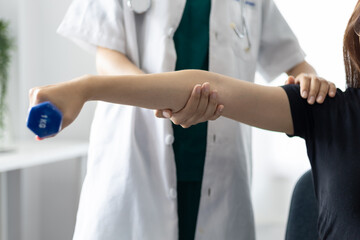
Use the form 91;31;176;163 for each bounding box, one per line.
193;110;203;118
319;78;330;85
171;118;181;125
210;97;217;105
298;73;305;78
181;124;190;129
180;120;191;128
29;87;40;98
154;111;162;118
199;110;208;118
203;112;212;120
33;88;46;102
316;78;329;85
212;112;222;120
209;97;216;104
309;89;317;96
208;116;216;121
192;115;201;122
193;93;201;101
299;77;309;84
312;78;320;84
310;76;319;83
206;109;217;118
28;88;36;97
320;88;328;94
179;117;188;125
196;117;205;123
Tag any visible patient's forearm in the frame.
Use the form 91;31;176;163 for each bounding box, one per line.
81;70;293;134
83;70;219;113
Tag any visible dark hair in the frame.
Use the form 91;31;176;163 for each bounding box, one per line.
344;1;360;88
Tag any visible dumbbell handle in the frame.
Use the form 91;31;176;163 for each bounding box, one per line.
27;101;63;138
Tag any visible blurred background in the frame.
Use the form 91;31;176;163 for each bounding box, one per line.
0;0;355;239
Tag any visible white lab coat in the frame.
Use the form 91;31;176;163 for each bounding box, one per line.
58;0;305;239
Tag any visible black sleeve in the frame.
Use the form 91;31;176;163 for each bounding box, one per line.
281;84;314;140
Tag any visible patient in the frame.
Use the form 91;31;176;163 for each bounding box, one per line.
29;1;360;239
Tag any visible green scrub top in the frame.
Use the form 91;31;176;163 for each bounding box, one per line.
173;0;211;182
172;0;211;239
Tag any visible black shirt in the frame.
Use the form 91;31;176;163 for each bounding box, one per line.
283;84;360;239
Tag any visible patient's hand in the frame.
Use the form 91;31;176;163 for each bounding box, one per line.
155;82;224;128
286;74;336;105
28;76;87;139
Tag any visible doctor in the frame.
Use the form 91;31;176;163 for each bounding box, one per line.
57;0;335;239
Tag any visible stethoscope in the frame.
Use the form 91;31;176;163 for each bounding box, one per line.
127;0;151;14
230;0;251;51
127;0;251;51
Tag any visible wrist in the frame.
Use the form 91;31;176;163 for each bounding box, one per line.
75;74;94;103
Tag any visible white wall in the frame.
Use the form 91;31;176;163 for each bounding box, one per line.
16;0;97;141
252;0;356;238
1;0;97;142
0;0;96;239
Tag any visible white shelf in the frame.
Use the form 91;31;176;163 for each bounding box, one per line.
0;139;88;240
0;139;88;172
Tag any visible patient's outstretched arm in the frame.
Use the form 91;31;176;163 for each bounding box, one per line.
29;70;293;136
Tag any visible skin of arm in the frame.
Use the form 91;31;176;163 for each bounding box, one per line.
96;47;144;75
96;48;333;129
286;60;317;77
96;46;223;122
29;70;294;137
159;60;336;127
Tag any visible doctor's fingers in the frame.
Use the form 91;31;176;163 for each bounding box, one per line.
211;104;225;120
199;91;222;121
328;82;337;98
315;79;334;104
313;79;336;103
295;73;312;99
180;89;220;128
153;86;212;120
304;76;337;103
307;75;322;104
284;76;296;85
195;82;211;116
154;109;172;119
170;84;202;125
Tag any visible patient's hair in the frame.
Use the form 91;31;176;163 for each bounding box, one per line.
344;1;360;88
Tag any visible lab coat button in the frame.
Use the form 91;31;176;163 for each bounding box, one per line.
165;135;174;145
167;27;175;38
214;31;219;40
169;188;177;199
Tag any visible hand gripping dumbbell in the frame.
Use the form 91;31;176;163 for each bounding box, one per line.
27;102;63;138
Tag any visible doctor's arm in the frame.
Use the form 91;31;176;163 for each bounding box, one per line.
96;47;144;75
29;70;294;135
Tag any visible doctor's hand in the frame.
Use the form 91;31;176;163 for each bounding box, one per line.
28;76;87;139
155;83;224;128
286;74;336;105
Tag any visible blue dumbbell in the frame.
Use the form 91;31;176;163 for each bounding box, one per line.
27;101;63;138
